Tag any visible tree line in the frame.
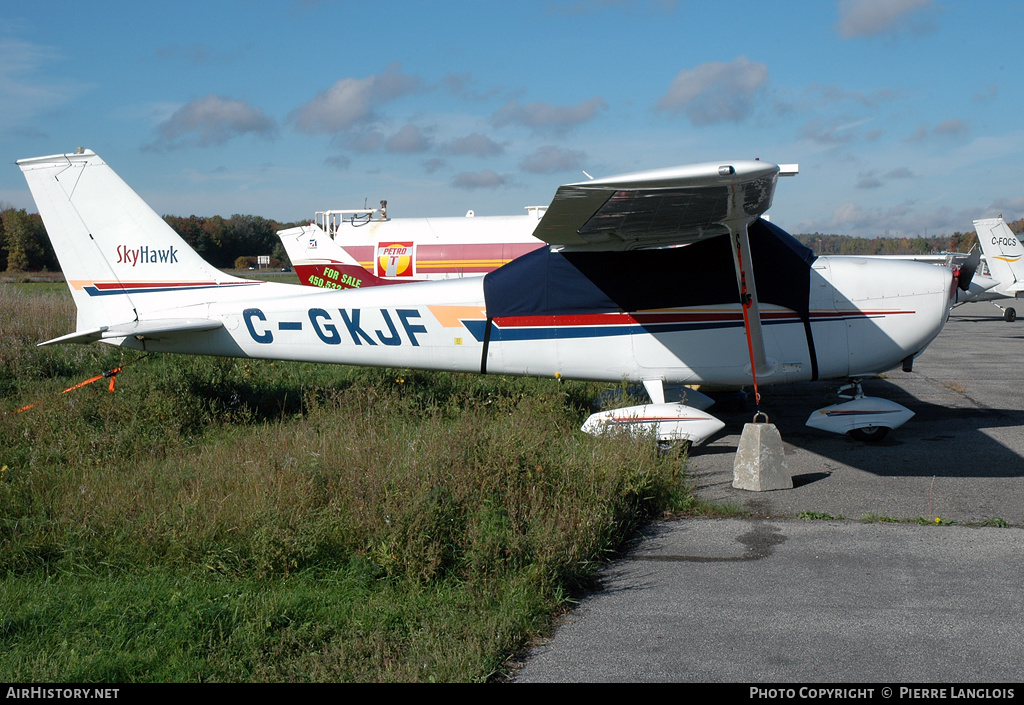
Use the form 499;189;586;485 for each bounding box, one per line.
2;205;1020;273
0;207;302;273
160;214;301;269
0;209;52;272
795;220;1024;256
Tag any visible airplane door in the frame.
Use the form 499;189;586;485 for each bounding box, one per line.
810;259;850;379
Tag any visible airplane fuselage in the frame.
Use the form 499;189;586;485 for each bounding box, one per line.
124;254;953;387
19;150;958;442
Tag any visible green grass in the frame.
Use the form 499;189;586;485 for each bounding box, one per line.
0;282;694;682
1;565;554;682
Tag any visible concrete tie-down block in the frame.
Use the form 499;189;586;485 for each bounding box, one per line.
733;415;792;491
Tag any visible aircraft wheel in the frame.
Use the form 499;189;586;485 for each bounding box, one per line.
1004;307;1016;323
848;426;889;443
657;439;692;458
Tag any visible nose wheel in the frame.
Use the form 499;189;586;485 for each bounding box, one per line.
838;381;889;440
847;425;890;442
806;379;912;442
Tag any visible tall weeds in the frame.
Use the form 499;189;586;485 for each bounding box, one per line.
0;283;692;681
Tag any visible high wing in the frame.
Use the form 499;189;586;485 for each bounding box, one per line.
533;161;795;251
531;160;799;382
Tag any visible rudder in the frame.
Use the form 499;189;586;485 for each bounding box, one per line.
975;217;1024;293
18;149;240;331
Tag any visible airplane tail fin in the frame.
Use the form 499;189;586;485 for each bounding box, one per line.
278;223;393;290
18;149;248;333
975;217;1024;294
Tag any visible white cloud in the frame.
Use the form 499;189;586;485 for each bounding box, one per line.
656;57;768;126
452;170;508;189
817;199;980;238
152;95;277;149
973;85;998;103
933;119;968;139
801;117;874;145
806;83;899;108
836;0;934;39
989;197;1024;221
828;200;917;235
491;97;607;135
886;167;915;179
386;124;433;153
855;167;917;190
441;72;500;102
903;119;969;144
520;145;587;174
444;133;505;158
289;64;421;134
325;155;351;170
422;158;447;174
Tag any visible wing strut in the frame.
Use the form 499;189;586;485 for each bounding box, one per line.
726;217;778;406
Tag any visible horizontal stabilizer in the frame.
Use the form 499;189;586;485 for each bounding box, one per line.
39;319;223;347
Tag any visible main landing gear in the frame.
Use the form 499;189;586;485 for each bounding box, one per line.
986;297;1017;322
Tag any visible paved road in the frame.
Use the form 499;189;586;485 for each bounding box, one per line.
515;302;1024;683
690;301;1024;526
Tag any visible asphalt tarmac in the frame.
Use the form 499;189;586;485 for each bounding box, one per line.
514;301;1024;683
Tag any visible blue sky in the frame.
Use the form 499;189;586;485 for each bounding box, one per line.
2;0;1022;238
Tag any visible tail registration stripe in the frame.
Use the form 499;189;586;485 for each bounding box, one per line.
457;307;917;343
70;280;262;295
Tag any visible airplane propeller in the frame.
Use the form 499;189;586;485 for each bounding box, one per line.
957;247;981;293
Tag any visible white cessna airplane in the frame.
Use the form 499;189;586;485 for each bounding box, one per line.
961;217;1024;322
18;149;958;445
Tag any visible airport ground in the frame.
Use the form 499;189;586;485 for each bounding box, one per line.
514;301;1024;683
